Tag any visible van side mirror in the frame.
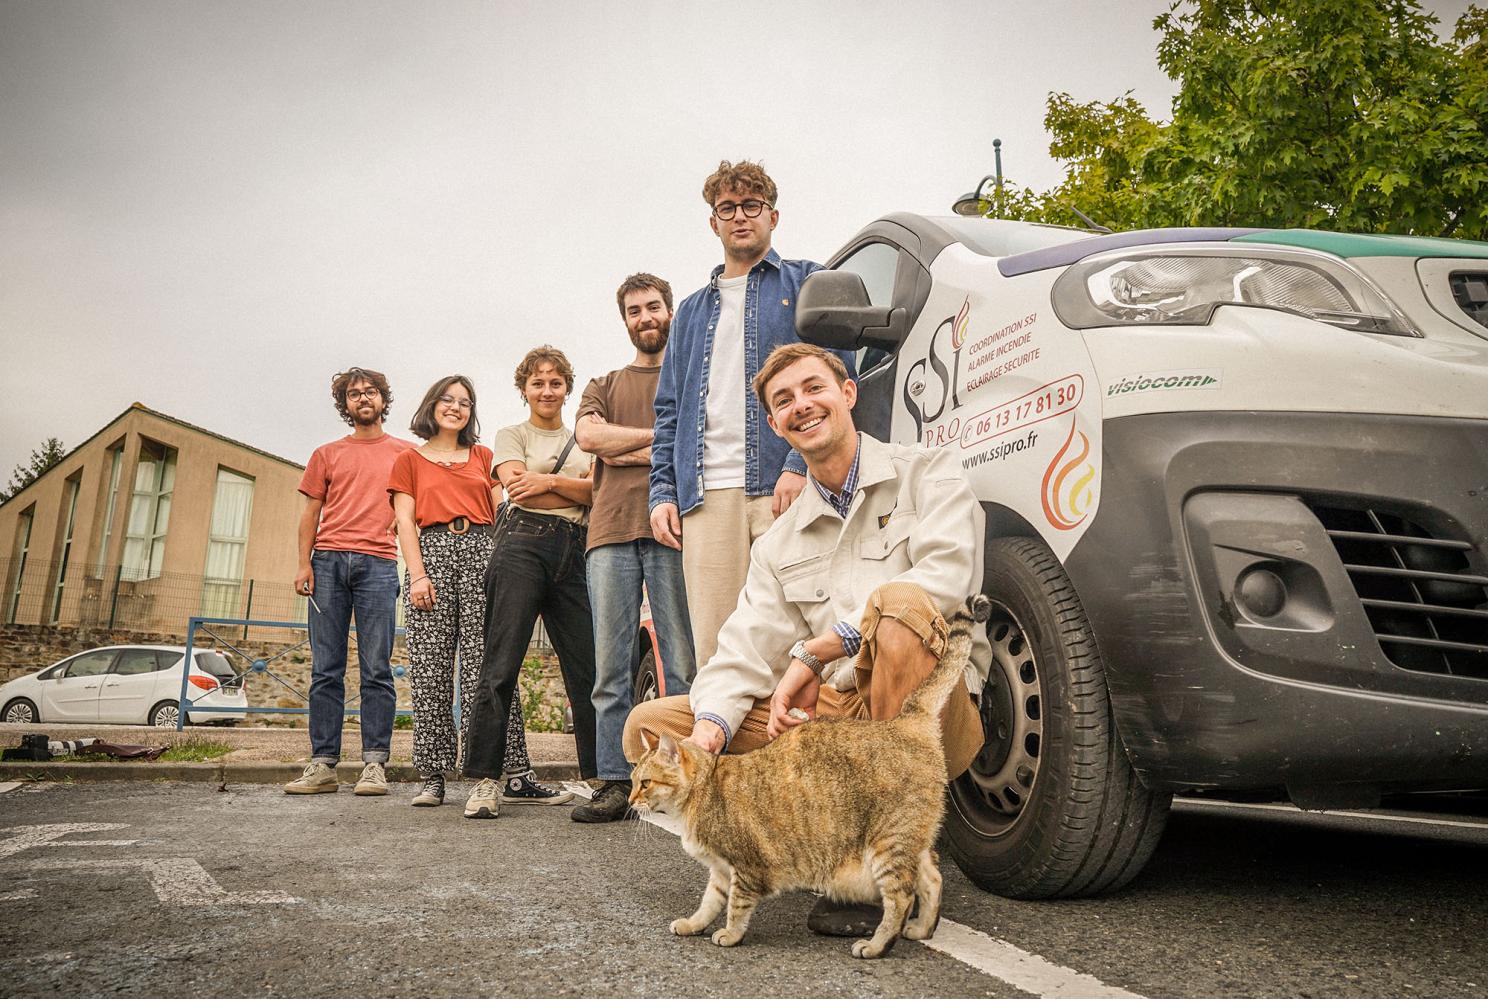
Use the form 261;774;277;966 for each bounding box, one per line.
796;270;909;350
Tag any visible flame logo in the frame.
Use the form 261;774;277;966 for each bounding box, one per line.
949;297;971;350
1040;416;1096;531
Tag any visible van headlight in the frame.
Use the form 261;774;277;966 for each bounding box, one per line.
1051;245;1417;336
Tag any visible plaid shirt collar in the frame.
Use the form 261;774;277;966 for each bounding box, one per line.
810;435;862;519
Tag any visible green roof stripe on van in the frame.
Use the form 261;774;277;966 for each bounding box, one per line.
1232;229;1488;260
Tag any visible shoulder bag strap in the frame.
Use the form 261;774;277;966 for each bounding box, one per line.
550;434;577;475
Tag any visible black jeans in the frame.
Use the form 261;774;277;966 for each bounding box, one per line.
464;511;598;780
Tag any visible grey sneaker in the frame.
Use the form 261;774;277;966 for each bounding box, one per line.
411;773;445;807
284;762;338;795
354;762;388;796
500;770;575;806
464;778;500;819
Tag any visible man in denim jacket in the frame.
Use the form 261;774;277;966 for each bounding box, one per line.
649;159;854;669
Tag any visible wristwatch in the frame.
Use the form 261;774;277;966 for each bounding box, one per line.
790;640;827;678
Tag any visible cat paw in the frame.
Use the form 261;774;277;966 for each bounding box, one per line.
902;924;932;941
710;927;744;947
670;918;704;936
851;939;886;959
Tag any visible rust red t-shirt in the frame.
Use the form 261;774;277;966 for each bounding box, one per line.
299;433;415;560
386;445;499;528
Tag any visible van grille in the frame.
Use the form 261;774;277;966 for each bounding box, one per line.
1450;271;1488;330
1308;503;1488;680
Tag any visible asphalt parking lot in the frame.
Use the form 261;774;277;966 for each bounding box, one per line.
1;780;1485;998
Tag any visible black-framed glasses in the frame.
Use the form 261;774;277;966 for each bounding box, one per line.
346;388;381;401
437;394;472;411
713;199;771;221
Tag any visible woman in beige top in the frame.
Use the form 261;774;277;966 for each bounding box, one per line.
458;346;599;818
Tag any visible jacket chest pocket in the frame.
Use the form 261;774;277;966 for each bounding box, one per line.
778;551;832;606
858;515;914;562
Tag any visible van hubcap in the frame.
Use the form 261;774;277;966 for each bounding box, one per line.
955;606;1043;834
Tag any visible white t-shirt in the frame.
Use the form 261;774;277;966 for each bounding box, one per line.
702;274;748;489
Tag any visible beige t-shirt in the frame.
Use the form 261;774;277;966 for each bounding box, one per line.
491;421;593;524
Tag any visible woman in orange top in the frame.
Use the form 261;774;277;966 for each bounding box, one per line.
389;375;570;809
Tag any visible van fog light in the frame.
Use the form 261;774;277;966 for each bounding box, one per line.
1237;567;1287;619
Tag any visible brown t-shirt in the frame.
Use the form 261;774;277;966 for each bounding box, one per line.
387;445;499;528
299;433;415;560
577;364;661;551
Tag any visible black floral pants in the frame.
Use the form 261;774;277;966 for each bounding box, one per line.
404;529;531;778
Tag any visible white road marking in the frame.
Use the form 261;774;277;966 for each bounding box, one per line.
922;921;1146;999
0;823;136;860
0;782;23;795
1;824;298;905
15;857;300;906
563;783;1146;998
1180;798;1488;832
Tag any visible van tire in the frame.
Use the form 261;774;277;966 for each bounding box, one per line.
633;649;660;704
944;537;1171;898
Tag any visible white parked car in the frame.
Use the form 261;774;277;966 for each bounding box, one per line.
0;645;248;727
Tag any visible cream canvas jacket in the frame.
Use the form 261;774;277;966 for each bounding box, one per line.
688;433;992;742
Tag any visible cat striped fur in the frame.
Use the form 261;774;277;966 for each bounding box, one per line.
631;594;992;959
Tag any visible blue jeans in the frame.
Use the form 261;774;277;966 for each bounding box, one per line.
587;538;695;781
307;550;399;765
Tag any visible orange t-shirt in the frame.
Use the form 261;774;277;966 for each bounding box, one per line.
299;434;415;560
387;445;500;528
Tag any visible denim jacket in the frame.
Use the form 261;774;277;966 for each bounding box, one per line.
649;248;854;516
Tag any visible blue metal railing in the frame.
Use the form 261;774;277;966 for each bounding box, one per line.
174;616;409;730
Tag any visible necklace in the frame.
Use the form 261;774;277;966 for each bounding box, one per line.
423;444;466;467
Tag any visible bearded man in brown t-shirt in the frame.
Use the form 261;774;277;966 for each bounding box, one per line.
571;273;697;822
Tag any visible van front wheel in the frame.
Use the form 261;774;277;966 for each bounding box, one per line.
944;537;1171;898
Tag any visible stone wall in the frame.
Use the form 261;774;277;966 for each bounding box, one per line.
0;624;568;731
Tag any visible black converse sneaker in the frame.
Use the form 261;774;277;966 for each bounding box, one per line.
411;773;445;807
498;770;574;806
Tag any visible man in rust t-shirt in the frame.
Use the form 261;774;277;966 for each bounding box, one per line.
572;273;696;822
284;367;413;797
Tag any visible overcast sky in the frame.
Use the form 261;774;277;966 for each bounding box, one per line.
0;0;1475;481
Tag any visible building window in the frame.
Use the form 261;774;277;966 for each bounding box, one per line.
49;476;82;623
94;445;124;575
201;467;254;618
122;440;177;580
6;506;35;625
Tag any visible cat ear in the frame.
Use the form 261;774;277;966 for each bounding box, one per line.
639;731;655;754
656;732;681;764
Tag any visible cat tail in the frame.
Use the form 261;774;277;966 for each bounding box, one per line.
898;595;992;721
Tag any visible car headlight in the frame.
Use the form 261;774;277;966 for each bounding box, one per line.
1051;245;1418;336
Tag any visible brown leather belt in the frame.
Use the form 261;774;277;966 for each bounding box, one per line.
421;516;494;536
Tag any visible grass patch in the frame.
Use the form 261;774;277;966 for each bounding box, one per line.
159;737;233;762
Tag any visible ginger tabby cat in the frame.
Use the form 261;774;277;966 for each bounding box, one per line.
630;595;991;958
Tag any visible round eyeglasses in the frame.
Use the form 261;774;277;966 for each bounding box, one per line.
713;199;771;221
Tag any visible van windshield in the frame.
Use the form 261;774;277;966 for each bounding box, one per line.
935;217;1094;258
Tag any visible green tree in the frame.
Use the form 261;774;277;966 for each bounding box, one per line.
998;0;1488;238
2;438;66;502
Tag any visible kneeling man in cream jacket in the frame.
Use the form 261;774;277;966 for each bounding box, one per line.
623;343;991;854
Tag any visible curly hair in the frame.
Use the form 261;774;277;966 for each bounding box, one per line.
409;375;480;447
702;159;778;207
513;345;575;395
330;367;393;427
615;272;673;318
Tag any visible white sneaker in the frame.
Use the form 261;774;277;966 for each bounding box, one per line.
464;778;500;819
354;762;388;796
284;762;338;794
